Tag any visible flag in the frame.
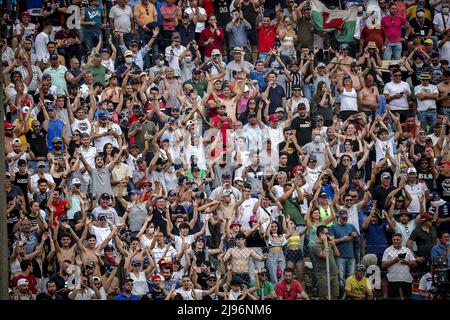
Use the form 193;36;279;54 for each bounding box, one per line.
310;0;358;42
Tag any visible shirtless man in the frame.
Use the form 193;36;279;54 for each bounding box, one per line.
358;74;380;118
327;43;354;82
348;62;364;91
80;212;128;276
437;69;450;118
52;217;83;267
222;232;266;285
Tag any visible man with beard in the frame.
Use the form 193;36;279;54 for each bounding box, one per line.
43;103;67;152
68;93;95;136
115;278;141;300
32;178;52;210
92;110;122;153
209;172;242;205
275;268;309;300
129;109;157;153
142;274;167;300
45;280;64;300
24;120;48;163
78;145;128;197
428;192;450;235
7;138;32;173
161;265;180;292
48;260;73;299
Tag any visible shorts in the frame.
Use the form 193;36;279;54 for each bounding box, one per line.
247;29;258;46
232;272;251;286
286;248;304;264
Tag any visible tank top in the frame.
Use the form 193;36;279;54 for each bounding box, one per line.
246;230;266;248
267;234;287;248
340;88;358;112
281;35;294;47
287;235;301;248
241;2;258;29
130;271;149;296
128;203;147;232
319;205;334;227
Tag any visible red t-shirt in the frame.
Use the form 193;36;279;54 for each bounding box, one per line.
360;27;385;51
258;25;276;52
206;92;224;119
200;27;225;57
212;115;233;147
203;0;215;15
275;279;304;300
12;274;38;294
51;199;68;225
161;5;178;31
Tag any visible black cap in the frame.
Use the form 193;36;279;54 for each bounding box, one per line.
222;172;231;178
99;193;111;199
248;111;257;117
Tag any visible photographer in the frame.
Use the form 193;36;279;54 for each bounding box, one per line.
382;233;417;300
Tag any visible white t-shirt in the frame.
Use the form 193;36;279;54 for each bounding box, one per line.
340;88;358;111
184;7;207;33
109;5;133;33
405;181;429;213
382;245;416;282
71;118;92;135
93;123;122;152
90;225;113;248
304;165;322;193
15;23;36;38
375;137;395;164
414;84;438;111
339;204;360;232
35;32;50;63
439;40;450;63
30;173;55;192
383;81;410;110
174;234;195;266
433;12;450;33
175;288;203;300
237;198;259;229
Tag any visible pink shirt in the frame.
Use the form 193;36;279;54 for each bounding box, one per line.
161;5;178;31
381;15;407;44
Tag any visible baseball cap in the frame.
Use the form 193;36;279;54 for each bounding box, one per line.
275;107;285;113
317;62;326;68
98;110;109;119
72;178;81;185
355;264;366;273
104;244;114;251
129;189;141;195
248;215;258;224
424;39;433;45
222;172;232;178
152;274;162;281
248;111;257;118
339;43;349;49
168;190;177;197
17;279;29;286
196;236;206;242
320;191;328;198
420;212;433;221
233;47;244;53
47;104;56;111
50;53;59;60
337;209;349;217
12;138;21;145
269;114;278;122
309;155;317;162
429;191;440;201
99;193;111;199
52;136;63;144
381;172;391;179
407;167;417;174
124;50;133;57
4;121;15;130
37;161;47;168
229;220;242;228
211;49;221;56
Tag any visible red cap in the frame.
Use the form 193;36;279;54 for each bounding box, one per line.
420;212;433;221
138;177;151;188
269;114;278;122
22;11;30;16
4;122;15;130
292;165;304;174
23;98;31;106
151;274;162;281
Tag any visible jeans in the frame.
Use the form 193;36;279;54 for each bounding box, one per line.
248;247;266;283
266;252;285;284
383;42;402;60
418;109;437;132
84;32;100;52
442;107;450;119
336;257;356;297
303;83;315;103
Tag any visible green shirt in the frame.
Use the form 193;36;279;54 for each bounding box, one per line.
250;280;275;299
282;197;304;226
183;79;208;97
129;120;157;152
43;65;68;95
86;64;109;85
310;241;339;276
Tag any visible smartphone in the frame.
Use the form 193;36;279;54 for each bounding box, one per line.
398;253;406;259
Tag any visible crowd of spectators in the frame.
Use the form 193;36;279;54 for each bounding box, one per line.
2;0;450;300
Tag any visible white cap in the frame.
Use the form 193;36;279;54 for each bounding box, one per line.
72;178;81;185
407;167;417;174
12;138;21;145
244;85;250;92
17;279;29;286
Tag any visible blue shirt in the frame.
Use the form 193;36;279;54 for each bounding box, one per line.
115;292;140;300
329;222;358;258
249;69;268;91
47;119;64;151
364;221;388;255
431;244;447;257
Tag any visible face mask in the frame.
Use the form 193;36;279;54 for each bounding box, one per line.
185;56;192;63
168;167;175;173
417;11;424;18
158;60;163;67
314;135;321;143
358;6;363;13
125;57;133;64
148;227;155;234
416;62;423;68
444;8;449;14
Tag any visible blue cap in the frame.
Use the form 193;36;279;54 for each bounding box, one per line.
309;155;317;162
47;104;56;111
98;110;109;119
130;189;141;195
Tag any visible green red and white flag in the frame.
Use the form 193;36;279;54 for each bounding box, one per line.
310;0;358;42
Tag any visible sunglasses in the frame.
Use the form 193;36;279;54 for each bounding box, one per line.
393;74;402;77
133;263;141;267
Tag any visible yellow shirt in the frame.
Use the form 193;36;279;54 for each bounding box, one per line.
345;275;373;298
134;3;157;27
13;118;33;148
406;6;432;21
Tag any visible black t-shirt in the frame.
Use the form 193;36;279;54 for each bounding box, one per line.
213;0;231;27
14;172;29;198
142;288;166;300
372;185;395;211
277;165;293;179
334;163;363;183
409;18;434;36
7;185;24;199
414;143;426;158
240;2;258;29
33;93;55;123
278;141;300;168
436;174;450;202
291;116;312;147
42;0;68;27
417;165;434;191
246;229;266;247
25;129;48;158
